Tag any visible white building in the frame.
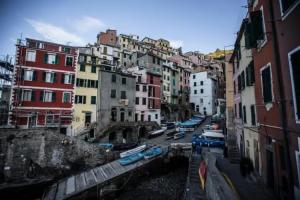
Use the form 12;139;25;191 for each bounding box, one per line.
189;71;217;116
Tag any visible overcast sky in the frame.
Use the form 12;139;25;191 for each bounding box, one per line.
0;0;247;58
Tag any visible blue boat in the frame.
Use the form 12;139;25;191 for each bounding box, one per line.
118;152;144;165
97;143;113;149
143;146;162;159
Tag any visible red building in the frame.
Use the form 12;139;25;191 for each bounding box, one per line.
247;0;300;199
96;29;118;47
10;38;78;135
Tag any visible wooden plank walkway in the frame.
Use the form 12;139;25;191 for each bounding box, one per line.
43;148;169;200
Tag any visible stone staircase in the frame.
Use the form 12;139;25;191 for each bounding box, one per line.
186;152;207;200
227;133;240;164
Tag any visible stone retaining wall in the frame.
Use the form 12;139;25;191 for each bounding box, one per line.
0;128;105;183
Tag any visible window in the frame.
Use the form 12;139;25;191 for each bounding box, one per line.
26;50;36;62
44;72;56;83
128;110;132;116
90;65;96;73
22;90;33;101
111;90;116;98
142;97;146;105
153;57;156;63
289;47;300;122
75;95;86;104
280;0;299;15
200;81;203;85
155;114;158;119
41;91;55;102
239;102;242;119
122;77;126;84
238;75;242;91
261;64;273;103
121;91;126;99
62;74;73;84
148;115;151;121
243;105;247;123
250;9;265;46
138;76;142;83
44;53;58;64
194;90;197;94
234;104;237;117
143;85;147;92
91;96;96;104
246;61;255;86
79;55;84;63
112;74;116;82
136;97;139;105
200;89;204;93
80;64;85;72
136;84;140;91
251;105;256;126
200;98;203;103
66;56;73;66
62;92;71;103
193;75;196;79
63;47;71;53
194;82;197;86
241;71;245;90
24;70;34;81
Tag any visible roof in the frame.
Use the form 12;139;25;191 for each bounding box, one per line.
26;38;78;48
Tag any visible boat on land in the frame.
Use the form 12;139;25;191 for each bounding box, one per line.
97;143;114;149
174;132;185;140
148;127;167;138
118;152;144;165
113;142;138;151
143;146;163;159
119;144;146;158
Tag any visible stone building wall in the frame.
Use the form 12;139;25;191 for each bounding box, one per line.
0;128;105;183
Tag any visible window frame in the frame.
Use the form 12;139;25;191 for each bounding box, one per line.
288;46;300;123
62;92;71;103
26;50;36;62
22;89;32;101
279;0;300;20
24;69;34;81
260;63;274;105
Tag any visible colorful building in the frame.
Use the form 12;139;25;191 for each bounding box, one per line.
72;47;101;136
10;38;78;135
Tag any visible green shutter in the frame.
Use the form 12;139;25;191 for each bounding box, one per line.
52;92;56;102
40;91;44;102
71;75;75;85
21;68;24;80
31;91;35;101
251;10;264;42
55;55;60;64
61;74;65;83
33;71;37;81
44;53;48;64
53;73;56;83
43;72;46;82
245;21;256;49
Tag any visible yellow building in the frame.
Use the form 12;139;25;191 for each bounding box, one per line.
72;47;100;136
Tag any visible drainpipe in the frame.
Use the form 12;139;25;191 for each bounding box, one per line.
268;0;294;199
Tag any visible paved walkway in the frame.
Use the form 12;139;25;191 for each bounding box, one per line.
217;157;276;200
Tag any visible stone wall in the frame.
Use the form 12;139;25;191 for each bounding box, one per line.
204;152;238;200
0;128;105;183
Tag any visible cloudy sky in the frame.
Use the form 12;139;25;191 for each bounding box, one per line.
0;0;246;58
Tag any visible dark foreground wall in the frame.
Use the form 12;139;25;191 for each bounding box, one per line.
204;152;238;200
0;128;105;183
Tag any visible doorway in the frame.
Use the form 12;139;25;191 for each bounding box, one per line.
85;112;91;126
28;115;37;128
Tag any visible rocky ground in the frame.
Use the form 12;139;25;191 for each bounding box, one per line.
115;166;188;200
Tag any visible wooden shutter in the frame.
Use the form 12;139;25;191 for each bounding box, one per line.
61;74;65;83
53;73;56;83
44;53;48;63
71;75;75;85
250;10;264;41
52;92;56;102
21;68;25;80
31;90;35;101
262;67;272;103
251;105;256;125
43;72;46;81
55;55;60;64
33;71;37;81
40;91;44;102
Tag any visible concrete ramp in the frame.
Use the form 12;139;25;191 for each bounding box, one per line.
43;148;168;200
